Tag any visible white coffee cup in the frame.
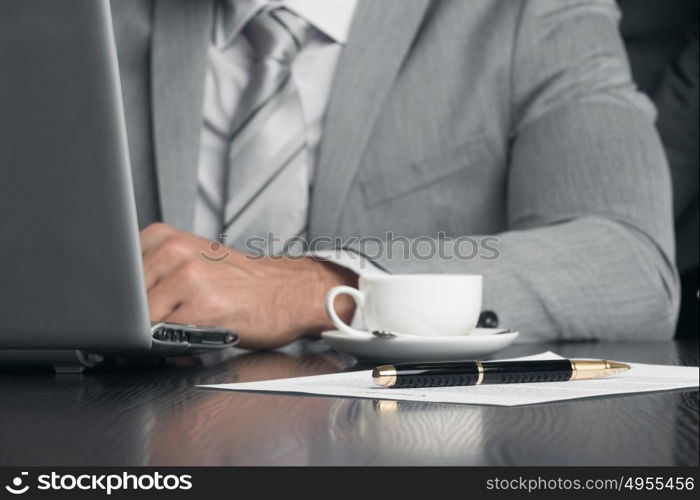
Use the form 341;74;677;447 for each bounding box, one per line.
325;274;483;337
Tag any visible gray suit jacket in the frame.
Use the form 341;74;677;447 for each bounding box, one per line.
111;0;679;341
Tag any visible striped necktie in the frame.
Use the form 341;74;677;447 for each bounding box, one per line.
216;7;313;252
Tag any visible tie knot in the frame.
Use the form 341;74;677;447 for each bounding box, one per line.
244;8;313;64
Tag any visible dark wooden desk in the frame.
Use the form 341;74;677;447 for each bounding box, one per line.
0;341;697;466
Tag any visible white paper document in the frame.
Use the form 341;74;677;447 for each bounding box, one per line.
199;352;700;406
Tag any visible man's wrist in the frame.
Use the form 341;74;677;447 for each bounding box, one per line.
308;248;386;332
305;258;358;333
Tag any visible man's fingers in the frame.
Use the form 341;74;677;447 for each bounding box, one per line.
143;237;196;290
163;303;219;327
147;280;181;322
146;266;197;322
139;222;179;256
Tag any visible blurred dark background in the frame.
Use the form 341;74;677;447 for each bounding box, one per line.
618;0;698;338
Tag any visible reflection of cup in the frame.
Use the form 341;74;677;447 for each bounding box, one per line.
326;274;482;337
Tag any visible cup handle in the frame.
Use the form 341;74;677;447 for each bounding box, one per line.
325;286;367;337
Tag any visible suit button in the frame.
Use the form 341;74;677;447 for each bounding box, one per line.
478;311;499;328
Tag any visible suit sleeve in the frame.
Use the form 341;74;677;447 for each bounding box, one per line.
355;0;679;340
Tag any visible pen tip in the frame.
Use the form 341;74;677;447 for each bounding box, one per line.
608;361;630;372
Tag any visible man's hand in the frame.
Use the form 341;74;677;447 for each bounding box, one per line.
140;223;357;349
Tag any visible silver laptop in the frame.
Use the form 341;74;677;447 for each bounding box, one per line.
0;0;238;370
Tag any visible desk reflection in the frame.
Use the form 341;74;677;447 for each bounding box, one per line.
146;351;340;465
324;399;487;465
0;341;696;465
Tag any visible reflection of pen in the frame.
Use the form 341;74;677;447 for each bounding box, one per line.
372;359;630;388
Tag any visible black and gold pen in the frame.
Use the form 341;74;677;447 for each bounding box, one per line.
372;359;630;388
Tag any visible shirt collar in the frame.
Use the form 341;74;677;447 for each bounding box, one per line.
214;0;357;49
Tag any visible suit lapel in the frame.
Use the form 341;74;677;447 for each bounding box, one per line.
309;0;431;237
151;0;213;231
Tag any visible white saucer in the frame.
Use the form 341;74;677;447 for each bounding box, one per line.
321;328;519;363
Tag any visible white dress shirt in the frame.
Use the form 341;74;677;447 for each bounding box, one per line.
194;0;381;330
193;0;357;241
